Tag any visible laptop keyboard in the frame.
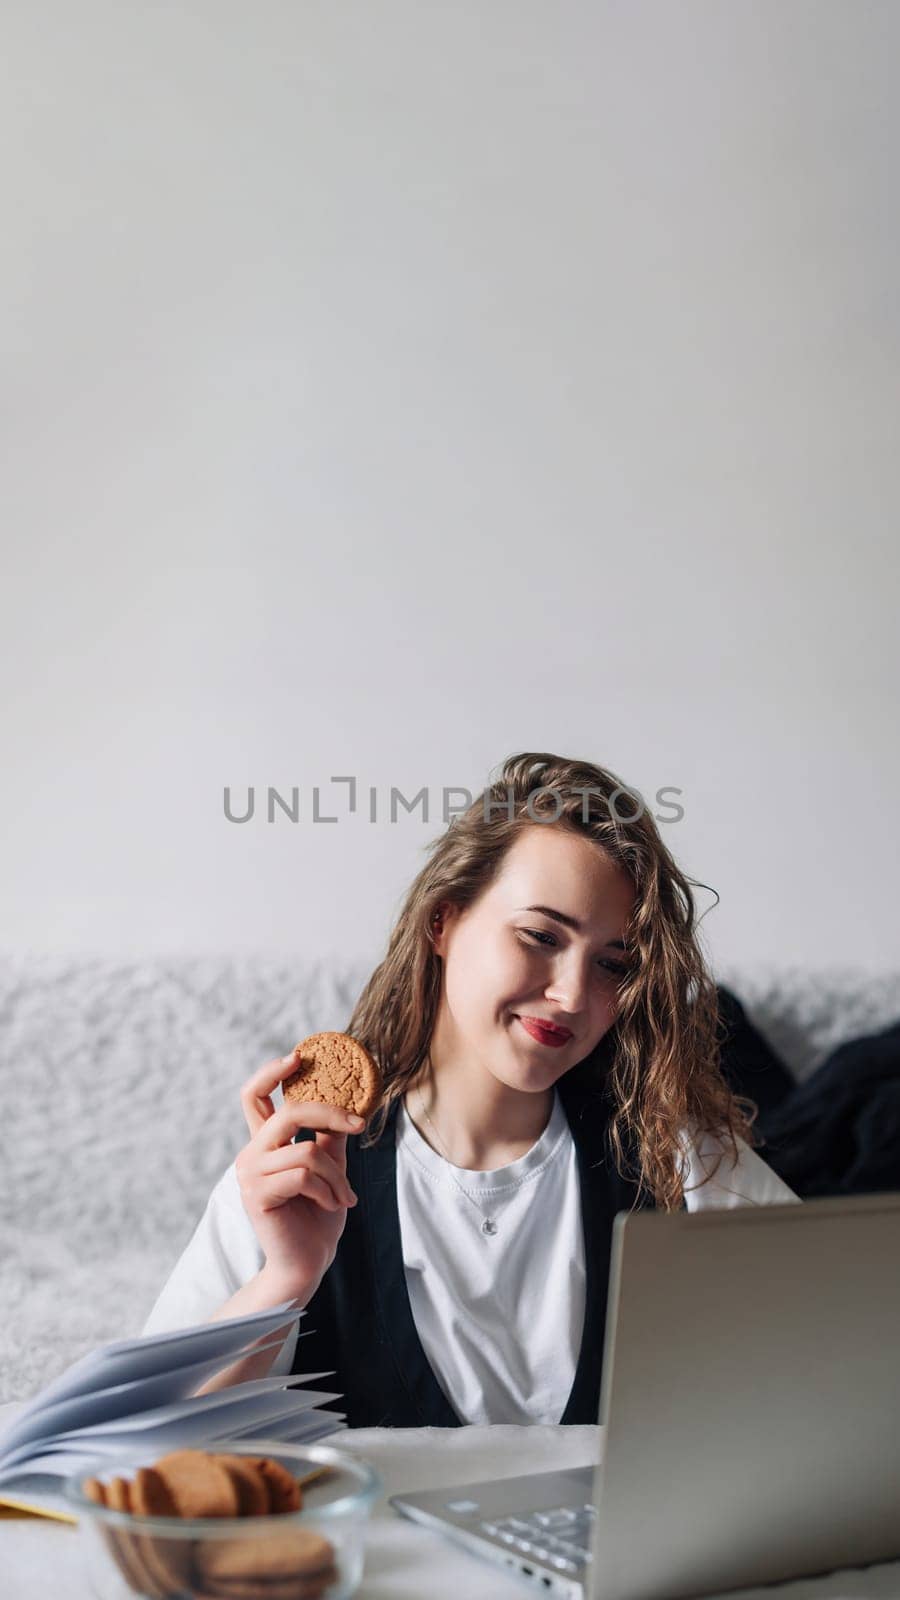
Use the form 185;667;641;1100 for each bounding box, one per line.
479;1503;596;1574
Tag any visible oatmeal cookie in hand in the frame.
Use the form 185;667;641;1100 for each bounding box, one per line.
281;1032;381;1123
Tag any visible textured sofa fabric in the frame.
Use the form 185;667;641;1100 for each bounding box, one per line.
2;955;899;1403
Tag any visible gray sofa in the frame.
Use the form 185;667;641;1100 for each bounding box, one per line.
2;954;899;1404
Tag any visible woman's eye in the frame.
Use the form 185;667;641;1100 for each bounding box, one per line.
520;929;628;977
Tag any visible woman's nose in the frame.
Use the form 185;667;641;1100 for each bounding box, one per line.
544;955;591;1012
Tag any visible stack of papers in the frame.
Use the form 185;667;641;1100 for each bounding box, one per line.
0;1303;344;1521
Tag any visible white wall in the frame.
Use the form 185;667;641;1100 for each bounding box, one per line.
1;1;897;975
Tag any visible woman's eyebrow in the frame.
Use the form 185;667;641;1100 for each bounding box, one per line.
516;904;627;951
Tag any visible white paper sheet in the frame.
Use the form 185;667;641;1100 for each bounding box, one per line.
0;1303;344;1489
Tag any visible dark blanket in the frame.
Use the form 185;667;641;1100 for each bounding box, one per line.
715;985;900;1198
715;986;796;1121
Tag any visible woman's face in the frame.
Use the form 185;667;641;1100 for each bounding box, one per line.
431;823;636;1093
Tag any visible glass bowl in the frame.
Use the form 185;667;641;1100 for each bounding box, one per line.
63;1438;382;1600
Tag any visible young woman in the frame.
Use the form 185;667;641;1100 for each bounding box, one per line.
142;751;798;1426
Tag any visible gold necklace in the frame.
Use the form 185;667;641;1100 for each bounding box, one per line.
414;1087;500;1237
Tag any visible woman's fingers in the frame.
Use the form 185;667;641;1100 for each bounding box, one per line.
240;1054;365;1143
240;1057;292;1138
261;1142;357;1209
255;1098;363;1154
258;1166;342;1212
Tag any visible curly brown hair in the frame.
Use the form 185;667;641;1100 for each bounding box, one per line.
346;751;758;1210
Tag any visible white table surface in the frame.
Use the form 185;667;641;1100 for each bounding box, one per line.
3;1404;900;1600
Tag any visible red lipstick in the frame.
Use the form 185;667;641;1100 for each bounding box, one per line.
517;1016;573;1048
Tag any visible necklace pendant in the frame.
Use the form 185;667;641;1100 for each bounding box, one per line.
481;1217;498;1236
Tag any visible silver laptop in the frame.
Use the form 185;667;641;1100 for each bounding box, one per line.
390;1193;900;1600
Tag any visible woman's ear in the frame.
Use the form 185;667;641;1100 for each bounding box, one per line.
430;901;454;957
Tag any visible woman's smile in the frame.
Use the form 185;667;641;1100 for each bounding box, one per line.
515;1014;574;1048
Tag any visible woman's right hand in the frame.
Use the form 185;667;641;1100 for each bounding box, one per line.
235;1056;364;1301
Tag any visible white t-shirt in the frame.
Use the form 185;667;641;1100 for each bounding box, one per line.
396;1087;582;1424
141;1102;800;1420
